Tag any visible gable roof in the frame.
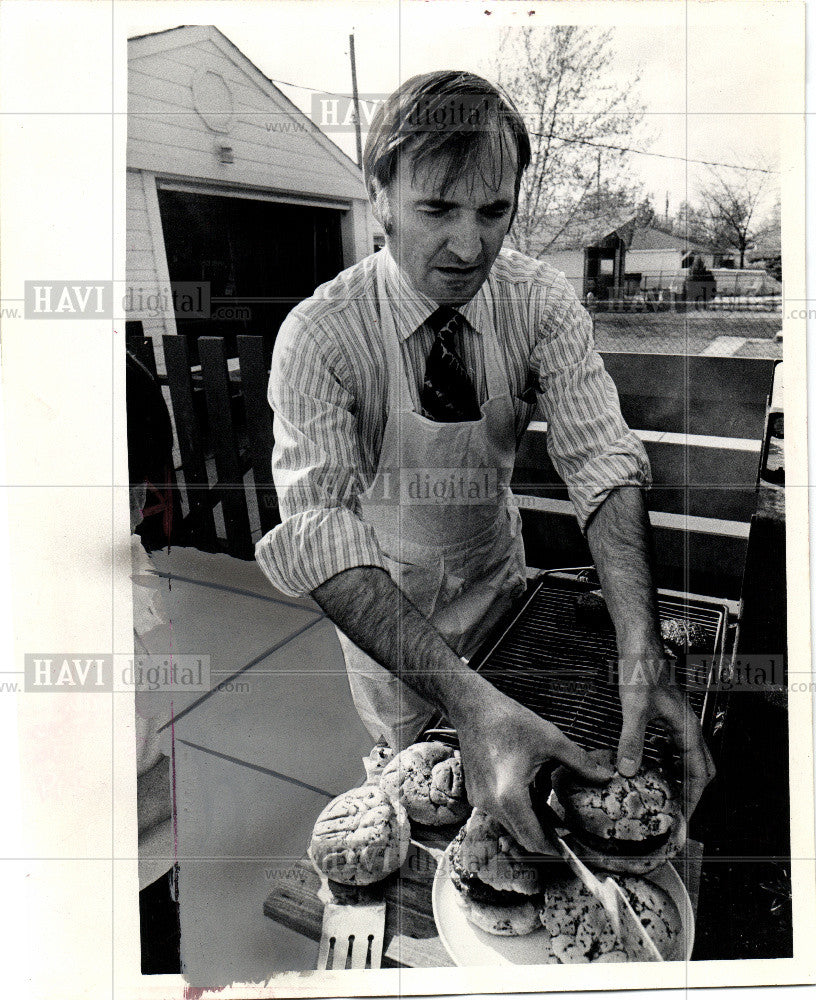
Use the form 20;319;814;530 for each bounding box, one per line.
542;218;716;255
127;25;365;186
628;224;713;254
534;213;636;254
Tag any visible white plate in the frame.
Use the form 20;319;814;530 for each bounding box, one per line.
431;841;695;967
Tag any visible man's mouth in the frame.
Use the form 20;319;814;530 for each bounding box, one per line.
435;265;481;279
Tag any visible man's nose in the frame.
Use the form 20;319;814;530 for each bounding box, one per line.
446;217;482;262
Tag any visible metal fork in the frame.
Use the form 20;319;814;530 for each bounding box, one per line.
315;899;387;970
308;849;387;971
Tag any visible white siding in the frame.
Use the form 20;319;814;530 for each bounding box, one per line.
625;248;682;278
127;27;375;370
125;169;174;370
541;249;584;296
127;34;368;204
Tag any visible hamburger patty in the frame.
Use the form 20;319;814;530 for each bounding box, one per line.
448;826;539;907
571;824;672;857
660;618;711;654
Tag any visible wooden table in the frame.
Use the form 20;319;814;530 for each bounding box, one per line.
263;827;704;968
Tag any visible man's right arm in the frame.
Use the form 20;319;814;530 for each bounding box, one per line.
255;314;390;597
312;565;614;854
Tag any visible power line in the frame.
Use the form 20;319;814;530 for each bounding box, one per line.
268;76;350;99
266;75;778;175
529;131;778;174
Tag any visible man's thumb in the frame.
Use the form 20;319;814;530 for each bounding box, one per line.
617;711;647;777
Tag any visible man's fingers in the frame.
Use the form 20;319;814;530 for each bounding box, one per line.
676;740;713;816
549;732;615;784
658;691;716;815
497;798;562;858
616;703;649;777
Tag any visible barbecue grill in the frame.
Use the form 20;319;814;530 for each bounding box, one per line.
465;570;732;767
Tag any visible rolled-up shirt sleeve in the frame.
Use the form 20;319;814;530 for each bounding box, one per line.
254;313;387;597
531;272;651;531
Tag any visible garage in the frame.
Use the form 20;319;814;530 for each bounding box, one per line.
126;25;372;371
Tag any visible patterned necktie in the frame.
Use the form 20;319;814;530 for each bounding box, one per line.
420;306;481;422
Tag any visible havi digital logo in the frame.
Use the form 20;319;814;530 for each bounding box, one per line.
24;655;112;691
24;282;112;318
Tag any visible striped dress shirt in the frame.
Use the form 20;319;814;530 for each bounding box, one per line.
255;247;650;598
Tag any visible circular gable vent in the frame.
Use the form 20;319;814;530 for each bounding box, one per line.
192;68;235;134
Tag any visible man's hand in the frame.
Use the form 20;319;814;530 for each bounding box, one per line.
586;487;716;816
617;646;716;816
449;684;614;855
313;566;613;854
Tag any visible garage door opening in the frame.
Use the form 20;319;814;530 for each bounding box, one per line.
158;188;344;361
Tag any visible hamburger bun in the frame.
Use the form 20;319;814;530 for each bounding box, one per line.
618;875;684;959
552;749;686;874
454;808;541;894
539;876;625;963
309;785;410;885
380;741;469;826
453;894;541;937
538;873;681;962
447;818;542;936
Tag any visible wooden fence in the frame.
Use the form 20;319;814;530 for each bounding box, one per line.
130;333;277;559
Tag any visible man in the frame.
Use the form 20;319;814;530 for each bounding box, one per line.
256;71;714;855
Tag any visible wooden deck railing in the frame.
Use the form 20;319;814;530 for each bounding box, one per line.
128;335;774;597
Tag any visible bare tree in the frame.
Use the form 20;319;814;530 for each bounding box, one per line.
671;200;713;246
496;27;646;255
700;168;768;268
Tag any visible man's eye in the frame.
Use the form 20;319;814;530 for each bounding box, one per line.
482;208;510;220
420;208;448;217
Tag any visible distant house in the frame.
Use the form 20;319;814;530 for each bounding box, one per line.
127;25;373;369
539;219;717;301
625;225;716;290
537;215;633;300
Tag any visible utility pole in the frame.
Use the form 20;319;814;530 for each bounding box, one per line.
349;32;363;168
596;150;601;206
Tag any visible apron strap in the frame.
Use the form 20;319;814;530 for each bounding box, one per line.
376;251;414;414
479;271;511;402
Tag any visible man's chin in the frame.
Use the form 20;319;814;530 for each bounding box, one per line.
429;269;485;305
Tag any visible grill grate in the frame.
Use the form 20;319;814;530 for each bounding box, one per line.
471;578;728;766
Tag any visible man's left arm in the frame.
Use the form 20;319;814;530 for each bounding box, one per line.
532;269;714;813
585;486;715;814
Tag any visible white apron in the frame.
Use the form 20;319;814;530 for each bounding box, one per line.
337;251;527;750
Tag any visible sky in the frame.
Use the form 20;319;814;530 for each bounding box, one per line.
123;1;793;225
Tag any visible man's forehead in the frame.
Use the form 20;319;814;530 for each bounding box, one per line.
397;142;517;201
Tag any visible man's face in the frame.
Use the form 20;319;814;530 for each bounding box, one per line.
379;143;517;305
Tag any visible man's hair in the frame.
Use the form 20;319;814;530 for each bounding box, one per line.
363;70;531;231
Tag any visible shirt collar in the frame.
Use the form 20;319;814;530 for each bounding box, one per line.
381;247;492;340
